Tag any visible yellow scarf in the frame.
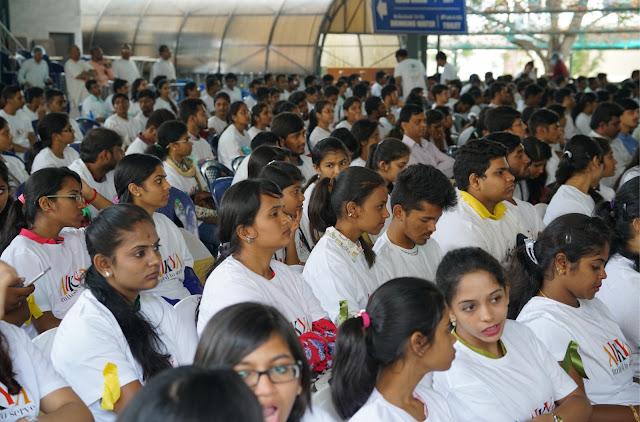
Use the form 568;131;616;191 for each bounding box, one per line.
460;191;507;220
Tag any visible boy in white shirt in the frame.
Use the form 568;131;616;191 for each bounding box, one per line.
485;131;546;239
81;79;108;123
432;138;527;263
178;98;215;165
104;93;140;146
0;86;35;157
529;108;563;186
374;164;456;283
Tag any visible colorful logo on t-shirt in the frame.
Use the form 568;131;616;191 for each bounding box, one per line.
603;339;632;375
292;317;312;336
530;397;555;418
60;268;86;300
160;252;184;282
0;384;36;419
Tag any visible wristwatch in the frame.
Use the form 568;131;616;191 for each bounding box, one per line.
551;413;563;422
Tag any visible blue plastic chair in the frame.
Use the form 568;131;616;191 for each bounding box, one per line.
31;119;39;134
199;159;233;186
14;182;25;200
231;155;246;173
76;118;101;136
210;177;234;209
156;187;199;237
208;134;219;156
68;143;81;153
182;267;203;295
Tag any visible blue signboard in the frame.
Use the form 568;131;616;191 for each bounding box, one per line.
372;0;467;35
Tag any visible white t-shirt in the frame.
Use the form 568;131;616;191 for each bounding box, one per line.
189;135;215;165
104;114;141;147
373;232;442;283
0;321;68;419
335;120;352;131
163;158;208;197
125;136;150;156
217;125;250;169
221;86;243;103
247;125;264;141
544;150;561;186
309;126;332;150
134;112;148;131
0;109;33;149
64;58;92;112
207;115;228;137
19;105;38;122
303;227;381;322
111;58;140;83
2;154;29;191
147;213;193;301
81;95;108;121
394;58;427;100
231;152;250;185
379;118;392;139
543;184;595;225
503;197;546;239
67;158;117;215
517;296;640;405
197;256;327;336
350;384;455;422
440;62;458;84
0;228;89;319
597;184;616;201
596;253;640;377
431;190;527;264
51;289;197;422
151;59;176;81
575;112;591;136
371;82;383;98
433;320;578;421
154;97;176;113
620;167;639;187
201;93;215;114
30;146;80;174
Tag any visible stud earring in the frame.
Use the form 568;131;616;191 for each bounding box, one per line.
451;321;457;327
247;236;254;243
105;272;110;277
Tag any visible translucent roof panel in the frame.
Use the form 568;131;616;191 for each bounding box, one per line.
81;0;334;76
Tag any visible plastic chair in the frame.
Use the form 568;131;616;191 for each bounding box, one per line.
200;159;233;186
174;294;201;338
231;155;246;173
182;266;203;295
76;117;102;136
32;327;58;361
14;182;25;200
68;143;81;153
156;187;199;237
207;134;219;156
210;177;234;209
31;119;39;133
447;145;460;158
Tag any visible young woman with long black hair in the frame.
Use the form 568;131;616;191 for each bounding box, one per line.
217;101;251;169
543;135;604;225
332;277;456;421
195;302;333;422
0;260;92;421
51;204;197;422
0;167;111;334
197;180;336;370
308;100;334;150
303;166;389;321
153;78;177;114
248;102;272;140
114;154;199;302
510;214;640;420
434;247;591;421
30;112;80;174
595;177;639;379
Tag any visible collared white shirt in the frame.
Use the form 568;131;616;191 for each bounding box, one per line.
401;134;454;178
17;58;49;87
151;59;176;81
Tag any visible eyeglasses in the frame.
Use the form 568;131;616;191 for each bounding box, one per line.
60;127;74;133
173;139;193;144
236;361;302;387
45;194;85;203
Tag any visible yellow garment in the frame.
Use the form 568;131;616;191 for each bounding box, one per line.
193;257;215;284
101;363;121;410
26;295;42;320
453;328;507;359
460;191;507;220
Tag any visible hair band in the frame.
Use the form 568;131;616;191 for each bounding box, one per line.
356;309;370;328
524;237;538;265
17;194;25;204
563;150;572;158
565;232;572;244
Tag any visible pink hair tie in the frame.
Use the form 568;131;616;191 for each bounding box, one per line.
113;196;119;204
356;309;370;328
17;194;25;204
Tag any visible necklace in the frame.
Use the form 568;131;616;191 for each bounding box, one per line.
538;289;549;299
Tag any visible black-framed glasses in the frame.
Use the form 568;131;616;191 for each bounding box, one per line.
60;127;74;133
45;194;85;203
236;361;302;387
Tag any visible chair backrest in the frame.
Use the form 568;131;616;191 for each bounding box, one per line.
231;155;246;173
208;134;219;156
31;119;38;134
156;187;199;236
200;159;234;186
76;118;102;136
210;177;234;209
174;294;201;339
68;143;81;153
14;182;25;199
32;327;58;361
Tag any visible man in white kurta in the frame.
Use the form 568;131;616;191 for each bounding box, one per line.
111;44;140;83
151;45;177;81
64;45;96;117
17;47;50;88
432;139;527;264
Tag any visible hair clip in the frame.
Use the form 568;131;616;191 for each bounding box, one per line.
17;194;25;204
563;150;572;158
565;232;572;244
355;309;370;328
524;237;538;265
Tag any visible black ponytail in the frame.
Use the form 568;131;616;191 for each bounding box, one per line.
595;176;639;271
507;213;610;319
365;138;410;171
553;135;604;203
307;166;385;267
85;204;172;381
26;112;69;172
210;179;282;272
0;167;81;253
308;100;330;134
331;277;446;419
145;120;187;160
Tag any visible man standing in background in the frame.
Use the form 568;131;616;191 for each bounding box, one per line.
393;49;426;101
111;44;140;84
